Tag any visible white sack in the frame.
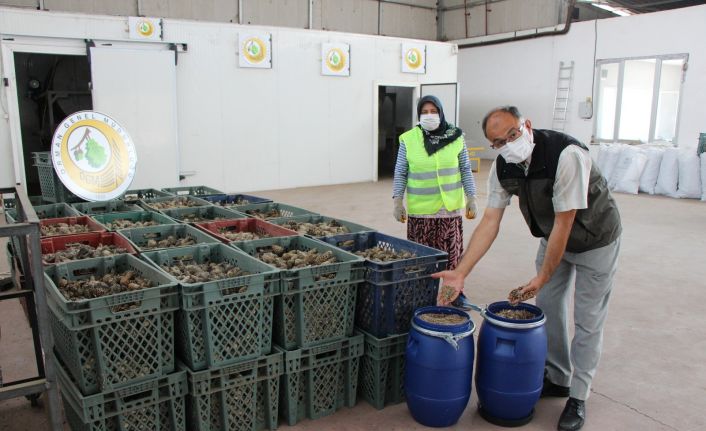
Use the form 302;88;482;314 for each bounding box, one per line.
600;144;623;185
638;147;664;194
596;144;610;174
654;147;679;197
677;151;702;199
612;147;648;194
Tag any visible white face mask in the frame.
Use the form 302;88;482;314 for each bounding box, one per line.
498;126;534;164
419;114;441;131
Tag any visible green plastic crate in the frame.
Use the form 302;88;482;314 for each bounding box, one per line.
44;254;179;395
71;200;144;215
141;195;213;211
235;202;318;222
91;210;178;231
56;357;187;431
5;203;83;274
1;194;43;209
231;236;364;349
184;352;282;431
271;214;375;238
33;151;82;203
5;203;80;222
141;244;280;371
119;224;219;252
121;188;174;202
162;185;225;197
358;329;407;410
161;205;247;223
277;334;364;426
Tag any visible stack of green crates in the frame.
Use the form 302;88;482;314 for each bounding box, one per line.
141;242;285;431
44;254;187;431
231;235;366;426
358;329;408;410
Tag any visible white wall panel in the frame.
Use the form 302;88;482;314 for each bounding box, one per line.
380;2;436;40
242;0;308;28
313;0;379;35
44;0;137;16
141;0;238;23
457;5;706;160
441;0;565;40
0;8;458;190
0;0;38;8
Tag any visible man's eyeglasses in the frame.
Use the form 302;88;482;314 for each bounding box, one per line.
490;123;524;150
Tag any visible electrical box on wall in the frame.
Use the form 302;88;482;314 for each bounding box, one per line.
579;98;593;119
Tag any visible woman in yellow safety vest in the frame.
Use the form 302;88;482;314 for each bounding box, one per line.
392;95;478;309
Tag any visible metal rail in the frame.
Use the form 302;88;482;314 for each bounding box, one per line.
0;186;62;431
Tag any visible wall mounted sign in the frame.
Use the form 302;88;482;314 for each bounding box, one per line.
322;43;350;77
52;111;137;201
239;32;272;68
128;17;163;41
401;43;426;74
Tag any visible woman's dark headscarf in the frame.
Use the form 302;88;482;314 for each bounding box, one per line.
417;95;463;156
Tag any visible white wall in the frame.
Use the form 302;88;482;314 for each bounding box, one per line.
0;8;457;190
457;4;706;159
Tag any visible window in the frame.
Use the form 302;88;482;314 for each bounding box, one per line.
594;54;687;144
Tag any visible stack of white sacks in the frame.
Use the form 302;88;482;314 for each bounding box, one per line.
595;143;706;201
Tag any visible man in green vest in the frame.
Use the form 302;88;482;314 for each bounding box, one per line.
434;106;621;431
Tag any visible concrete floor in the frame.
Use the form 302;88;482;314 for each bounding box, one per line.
1;160;705;430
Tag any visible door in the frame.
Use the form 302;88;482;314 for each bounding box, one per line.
421;83;459;126
90;47;179;189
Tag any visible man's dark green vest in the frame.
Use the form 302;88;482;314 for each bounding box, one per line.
496;129;621;253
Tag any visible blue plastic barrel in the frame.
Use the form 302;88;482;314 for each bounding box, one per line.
476;301;547;427
405;306;475;427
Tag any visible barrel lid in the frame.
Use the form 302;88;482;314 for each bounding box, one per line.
481;301;546;329
413;306;475;334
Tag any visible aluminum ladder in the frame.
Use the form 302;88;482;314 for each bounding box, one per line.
552;61;574;131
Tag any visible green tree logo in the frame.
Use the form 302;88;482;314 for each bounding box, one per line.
71;129;108;169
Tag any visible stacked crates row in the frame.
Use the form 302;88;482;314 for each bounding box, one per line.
10;186;265;430
321;232;449;411
10;181;448;429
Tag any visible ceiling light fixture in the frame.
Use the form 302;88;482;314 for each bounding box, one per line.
591;2;633;16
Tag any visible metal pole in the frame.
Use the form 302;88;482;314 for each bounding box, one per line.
437;0;445;41
308;0;313;29
17;185;62;430
29;226;62;431
238;0;243;24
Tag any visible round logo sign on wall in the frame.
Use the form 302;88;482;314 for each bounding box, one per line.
137;19;154;37
51;111;137;201
243;37;266;64
405;48;422;70
325;48;347;73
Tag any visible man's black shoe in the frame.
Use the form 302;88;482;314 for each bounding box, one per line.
541;375;570;397
558;397;585;431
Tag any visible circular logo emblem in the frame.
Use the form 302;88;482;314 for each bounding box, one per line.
137;20;154;37
244;37;266;63
51;111;137;201
325;48;347;73
405;48;423;69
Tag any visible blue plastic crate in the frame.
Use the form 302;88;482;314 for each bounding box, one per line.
321;232;447;283
322;232;448;338
357;275;442;338
202;193;273;208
